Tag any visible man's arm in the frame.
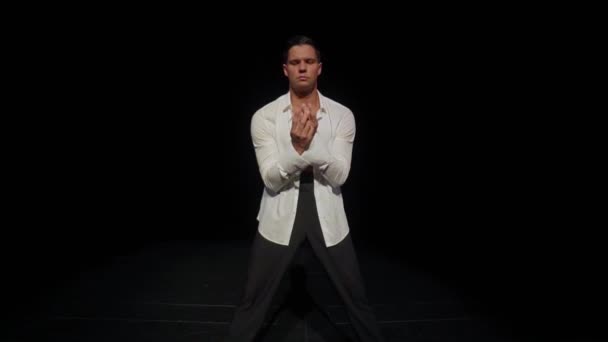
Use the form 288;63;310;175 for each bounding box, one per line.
251;108;317;193
251;113;308;193
302;110;355;188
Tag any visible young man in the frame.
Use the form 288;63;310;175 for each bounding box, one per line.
225;35;386;342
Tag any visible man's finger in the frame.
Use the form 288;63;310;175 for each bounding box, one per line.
298;106;307;125
310;111;317;125
307;103;318;124
303;104;311;121
293;106;301;122
291;114;299;131
294;108;307;130
305;120;317;138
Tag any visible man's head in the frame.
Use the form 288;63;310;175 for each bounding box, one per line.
283;35;322;96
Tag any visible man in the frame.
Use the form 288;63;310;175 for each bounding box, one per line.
226;35;386;342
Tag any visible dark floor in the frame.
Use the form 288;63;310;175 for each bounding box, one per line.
3;238;603;341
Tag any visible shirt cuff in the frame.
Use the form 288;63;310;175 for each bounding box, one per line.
278;143;310;178
301;144;333;170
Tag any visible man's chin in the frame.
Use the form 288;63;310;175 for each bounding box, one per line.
292;84;314;95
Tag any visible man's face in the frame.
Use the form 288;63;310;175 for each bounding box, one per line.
283;44;322;93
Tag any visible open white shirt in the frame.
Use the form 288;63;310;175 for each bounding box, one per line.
251;91;356;247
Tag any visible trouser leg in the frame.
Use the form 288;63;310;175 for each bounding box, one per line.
312;235;386;342
225;231;300;341
225;196;309;341
300;184;386;342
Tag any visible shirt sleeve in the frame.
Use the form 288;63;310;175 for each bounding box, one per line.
301;110;355;188
251;112;309;193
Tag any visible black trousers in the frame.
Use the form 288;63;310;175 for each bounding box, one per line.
226;181;385;342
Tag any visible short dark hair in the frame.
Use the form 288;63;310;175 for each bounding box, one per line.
283;35;321;63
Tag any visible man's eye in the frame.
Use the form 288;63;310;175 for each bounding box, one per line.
289;60;299;65
306;59;317;64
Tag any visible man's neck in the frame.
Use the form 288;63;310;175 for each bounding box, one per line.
290;88;320;111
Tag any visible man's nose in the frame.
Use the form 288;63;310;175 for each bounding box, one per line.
298;62;307;71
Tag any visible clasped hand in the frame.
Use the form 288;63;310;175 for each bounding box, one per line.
290;103;318;155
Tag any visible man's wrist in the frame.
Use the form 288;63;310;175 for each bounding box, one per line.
292;142;307;155
302;146;331;167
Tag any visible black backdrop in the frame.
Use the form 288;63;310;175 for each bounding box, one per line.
8;15;604;341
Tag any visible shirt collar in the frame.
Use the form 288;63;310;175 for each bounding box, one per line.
281;90;328;114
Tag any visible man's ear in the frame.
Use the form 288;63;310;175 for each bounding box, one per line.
317;62;322;76
283;64;288;77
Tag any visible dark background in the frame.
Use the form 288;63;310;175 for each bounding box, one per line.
7;12;603;341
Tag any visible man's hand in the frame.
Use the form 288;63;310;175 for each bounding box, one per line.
291;103;318;155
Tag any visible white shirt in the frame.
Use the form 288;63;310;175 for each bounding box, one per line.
251;91;355;247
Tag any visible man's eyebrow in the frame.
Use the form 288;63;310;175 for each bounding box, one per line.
288;58;317;62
